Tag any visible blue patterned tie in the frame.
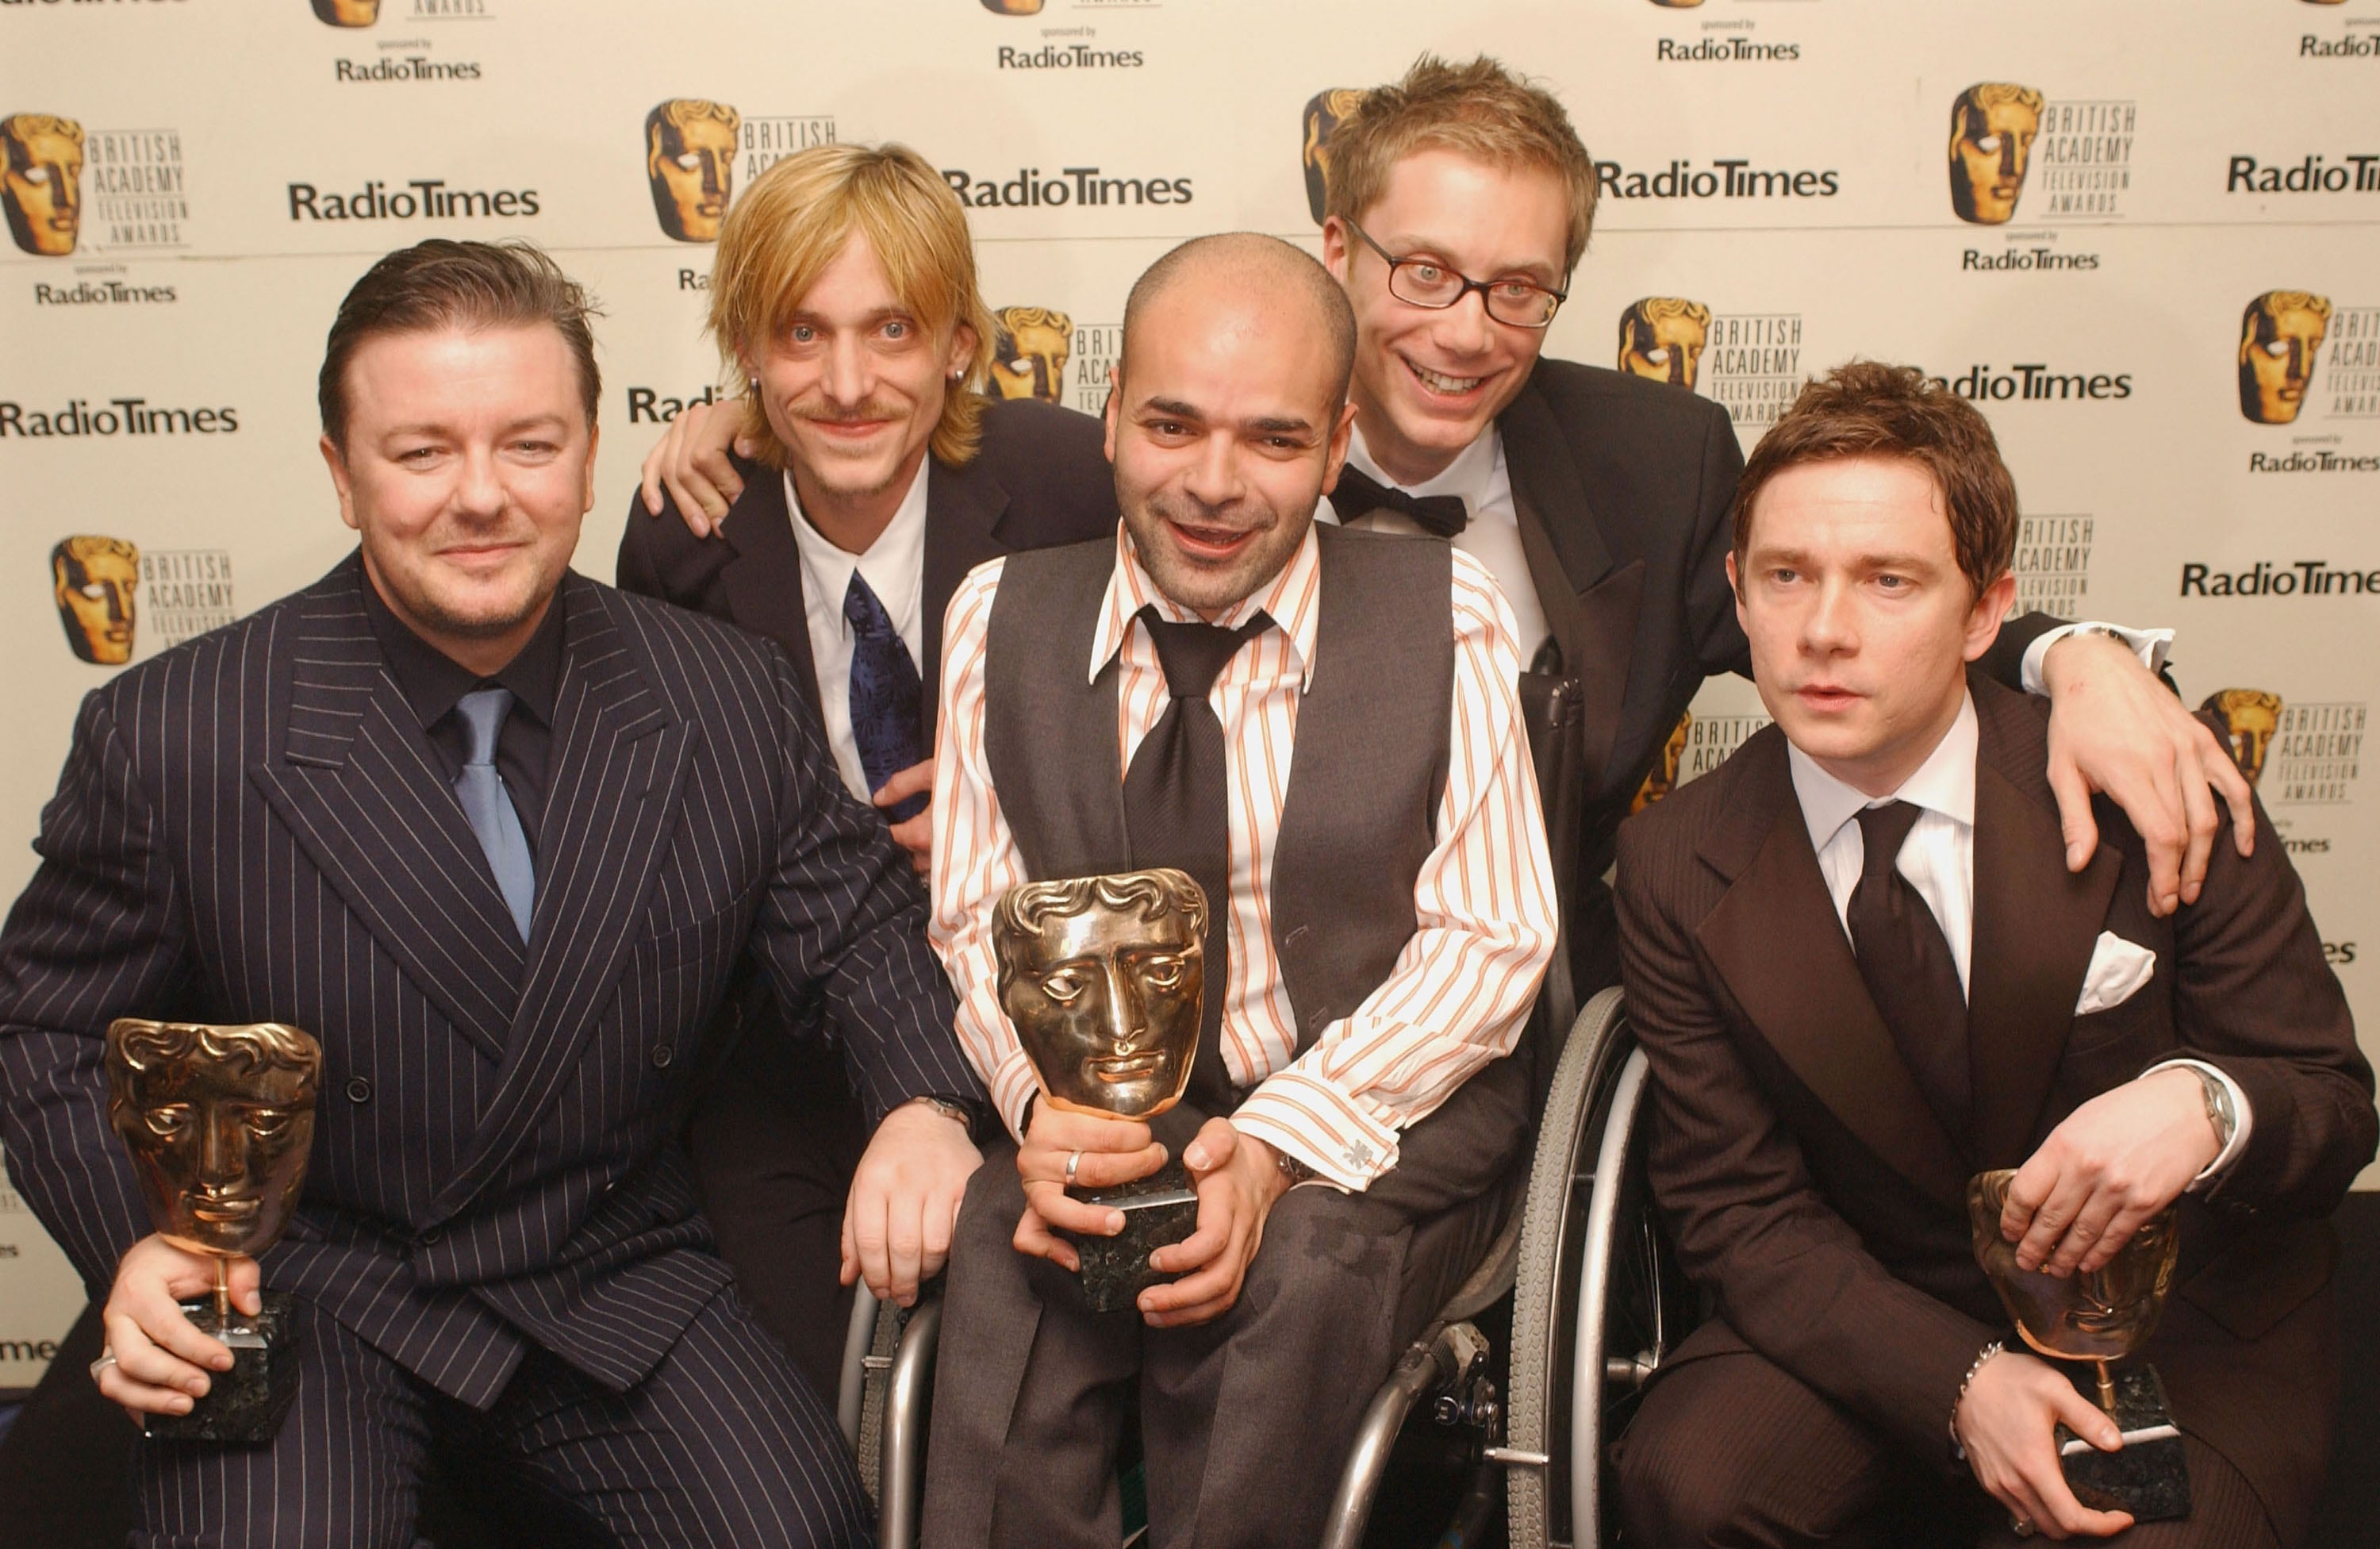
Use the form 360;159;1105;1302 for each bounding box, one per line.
843;571;925;822
454;687;536;941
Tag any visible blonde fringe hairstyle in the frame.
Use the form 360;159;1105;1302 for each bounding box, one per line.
708;142;996;470
1322;56;1599;275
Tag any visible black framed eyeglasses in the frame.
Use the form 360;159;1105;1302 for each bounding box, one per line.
1342;217;1568;329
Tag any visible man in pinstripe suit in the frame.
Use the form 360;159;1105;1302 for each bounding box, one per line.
0;239;985;1547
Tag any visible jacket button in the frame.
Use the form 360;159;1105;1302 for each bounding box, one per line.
652;1044;674;1070
420;1226;444;1247
345;1076;372;1104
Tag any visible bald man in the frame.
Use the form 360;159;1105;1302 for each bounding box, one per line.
917;234;1557;1548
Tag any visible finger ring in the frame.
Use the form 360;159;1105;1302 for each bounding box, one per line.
2011;1517;2035;1539
88;1349;118;1382
1064;1149;1082;1187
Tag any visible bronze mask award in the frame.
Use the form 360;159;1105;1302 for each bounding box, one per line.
106;1018;322;1442
1968;1170;2190;1522
994;870;1207;1313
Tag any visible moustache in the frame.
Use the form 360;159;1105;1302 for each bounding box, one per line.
791;400;908;427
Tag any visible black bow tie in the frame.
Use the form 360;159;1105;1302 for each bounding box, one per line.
1330;467;1468;540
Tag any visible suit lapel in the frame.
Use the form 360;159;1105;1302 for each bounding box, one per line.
1499;376;1641;794
717;468;826;737
1695;729;1972;1209
436;580;694;1214
1966;678;2122;1168
248;562;523;1060
922;455;1012;741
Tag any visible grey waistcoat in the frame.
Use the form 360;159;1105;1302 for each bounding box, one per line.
981;524;1453;1060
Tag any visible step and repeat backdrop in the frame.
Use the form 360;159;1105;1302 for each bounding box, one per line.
2;0;2375;1389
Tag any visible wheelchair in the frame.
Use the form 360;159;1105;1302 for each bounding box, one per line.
833;673;1699;1549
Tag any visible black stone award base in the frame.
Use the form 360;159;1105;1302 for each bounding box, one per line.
1065;1162;1200;1315
144;1290;301;1445
2056;1363;2190;1523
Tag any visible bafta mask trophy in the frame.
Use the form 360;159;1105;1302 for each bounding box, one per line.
1969;1170;2191;1522
995;870;1207;1313
106;1018;322;1441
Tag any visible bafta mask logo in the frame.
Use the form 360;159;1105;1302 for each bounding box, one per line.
309;0;381;24
2237;291;2331;425
981;0;1043;12
1618;298;1712;390
2202;689;2282;787
646;98;742;244
106;1020;322;1263
2;113;85;257
993;870;1207;1120
1948;83;2044;225
1970;1169;2179;1367
989;306;1074;404
1633;711;1693;813
53;536;139;666
1300;88;1366;226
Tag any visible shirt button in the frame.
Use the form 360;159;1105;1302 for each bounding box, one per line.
345;1077;372;1104
652;1044;674;1070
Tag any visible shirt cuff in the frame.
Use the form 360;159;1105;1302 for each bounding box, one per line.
1230;1069;1403;1192
988;1049;1041;1144
2019;621;2175;696
2142;1058;2255;1186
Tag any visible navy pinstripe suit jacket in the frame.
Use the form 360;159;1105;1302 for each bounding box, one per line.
0;555;980;1409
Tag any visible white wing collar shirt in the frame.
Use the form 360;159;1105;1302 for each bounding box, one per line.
929;521;1558;1190
1787;691;2250;1182
783;462;931;805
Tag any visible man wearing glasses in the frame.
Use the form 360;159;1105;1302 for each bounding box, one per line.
1317;56;2255;1004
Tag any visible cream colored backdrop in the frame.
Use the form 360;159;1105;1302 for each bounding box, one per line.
2;0;2375;1390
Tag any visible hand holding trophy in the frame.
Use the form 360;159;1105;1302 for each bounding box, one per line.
994;870;1207;1313
1968;1168;2192;1524
104;1018;321;1442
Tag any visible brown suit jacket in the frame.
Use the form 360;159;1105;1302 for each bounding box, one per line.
1614;673;2375;1534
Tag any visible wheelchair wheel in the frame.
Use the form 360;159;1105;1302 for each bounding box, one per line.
1505;990;1689;1549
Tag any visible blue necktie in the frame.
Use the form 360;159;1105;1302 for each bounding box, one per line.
844;571;925;822
454;687;536;942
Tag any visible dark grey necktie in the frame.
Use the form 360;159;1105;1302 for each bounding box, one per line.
454;687;536;942
1847;801;1970;1142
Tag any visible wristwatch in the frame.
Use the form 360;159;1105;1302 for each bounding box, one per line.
2186;1065;2238;1151
1274;1147;1318;1188
908;1094;978;1140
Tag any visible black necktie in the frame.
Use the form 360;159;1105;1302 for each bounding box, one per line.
844;571;926;822
1847;802;1972;1143
1122;605;1271;1110
1330;466;1468;540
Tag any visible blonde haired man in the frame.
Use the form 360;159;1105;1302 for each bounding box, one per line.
617;141;1115;1393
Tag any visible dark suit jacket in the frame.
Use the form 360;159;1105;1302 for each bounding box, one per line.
1501;359;2063;986
615;394;1119;748
1614;674;2375;1534
0;558;982;1409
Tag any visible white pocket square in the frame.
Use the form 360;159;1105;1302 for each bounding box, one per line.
2075;931;2156;1016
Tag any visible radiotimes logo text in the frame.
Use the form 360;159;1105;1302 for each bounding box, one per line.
1595;158;1837;201
2300;34;2378;60
33;278;175;306
942;166;1192;209
333;55;482;83
287;179;538;220
1926;363;2132;402
2226;154;2379;194
1653;38;1798;63
2179;559;2380;597
1;396;236;437
996;44;1143;68
1962;246;2098;273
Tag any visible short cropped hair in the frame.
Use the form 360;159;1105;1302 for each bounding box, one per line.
708;142;996;470
1121;233;1358;408
1734;360;2018;598
1322;56;1598;275
319;239;601;447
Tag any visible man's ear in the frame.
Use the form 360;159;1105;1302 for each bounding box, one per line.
1962;570;2020;663
319;434;359;532
1319;216;1352;285
579;421;601;516
1102;363;1121;463
1321;399;1357;496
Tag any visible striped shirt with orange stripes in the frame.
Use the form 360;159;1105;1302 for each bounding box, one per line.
928;523;1557;1190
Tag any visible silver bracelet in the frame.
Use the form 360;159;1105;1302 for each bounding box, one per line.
1949;1340;2005;1458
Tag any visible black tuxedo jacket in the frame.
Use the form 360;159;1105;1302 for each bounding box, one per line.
616;394;1118;748
1615;675;2374;1535
0;559;981;1409
1499;359;2062;985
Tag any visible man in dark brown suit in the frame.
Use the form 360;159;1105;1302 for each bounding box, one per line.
1614;362;2376;1547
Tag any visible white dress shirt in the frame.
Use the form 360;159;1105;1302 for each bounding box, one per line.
930;525;1558;1190
1320;424;1552;667
1787;693;2250;1182
784;463;931;805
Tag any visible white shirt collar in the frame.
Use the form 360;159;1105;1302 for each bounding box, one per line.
1787;692;1979;856
1340;421;1504;513
782;456;931;641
